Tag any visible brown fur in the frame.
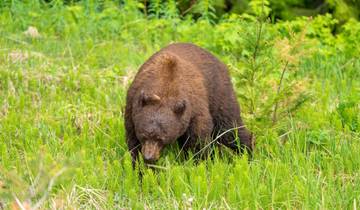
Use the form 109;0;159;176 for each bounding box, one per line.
125;43;254;164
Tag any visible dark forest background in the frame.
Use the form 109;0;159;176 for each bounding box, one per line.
2;0;357;22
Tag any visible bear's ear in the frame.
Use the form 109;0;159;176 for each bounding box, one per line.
173;100;186;115
158;53;177;69
140;90;161;106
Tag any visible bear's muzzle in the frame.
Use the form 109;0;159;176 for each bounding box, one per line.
141;141;162;163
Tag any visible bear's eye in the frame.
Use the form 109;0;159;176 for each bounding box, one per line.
173;100;186;114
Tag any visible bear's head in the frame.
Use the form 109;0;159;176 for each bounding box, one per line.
132;90;191;163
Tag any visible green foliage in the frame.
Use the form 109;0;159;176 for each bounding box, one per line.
337;18;360;56
196;0;217;22
248;0;271;17
327;0;360;22
0;0;359;209
337;100;359;132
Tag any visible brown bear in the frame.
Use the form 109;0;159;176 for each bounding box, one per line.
125;43;254;164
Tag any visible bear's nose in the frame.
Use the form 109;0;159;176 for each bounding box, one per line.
141;141;161;164
143;153;157;164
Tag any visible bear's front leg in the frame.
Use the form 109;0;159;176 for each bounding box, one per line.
127;135;141;166
190;113;215;159
177;113;214;160
238;126;255;155
125;113;141;166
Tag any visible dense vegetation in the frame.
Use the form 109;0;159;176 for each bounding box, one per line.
0;0;359;209
165;0;360;23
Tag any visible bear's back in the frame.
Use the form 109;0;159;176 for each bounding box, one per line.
159;43;240;124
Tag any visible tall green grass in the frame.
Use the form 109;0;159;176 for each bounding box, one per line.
0;1;359;209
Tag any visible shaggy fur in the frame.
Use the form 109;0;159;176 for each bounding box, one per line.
125;43;254;164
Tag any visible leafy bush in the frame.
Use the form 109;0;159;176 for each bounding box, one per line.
0;0;359;209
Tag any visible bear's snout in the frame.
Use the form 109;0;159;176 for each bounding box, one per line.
141;141;162;163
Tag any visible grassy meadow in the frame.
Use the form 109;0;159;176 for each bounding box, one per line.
0;1;360;209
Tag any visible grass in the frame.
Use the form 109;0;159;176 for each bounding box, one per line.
0;1;360;209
